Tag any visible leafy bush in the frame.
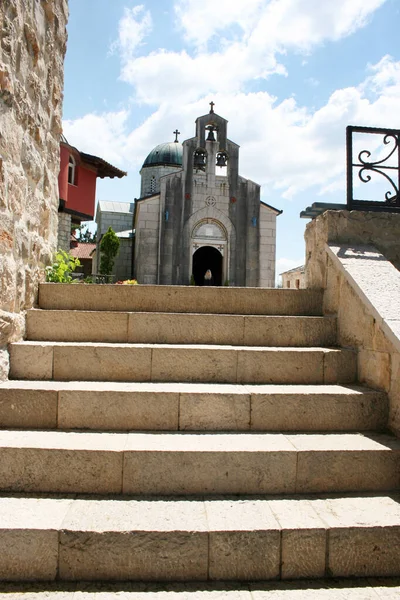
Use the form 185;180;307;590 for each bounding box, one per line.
45;250;81;283
99;227;120;276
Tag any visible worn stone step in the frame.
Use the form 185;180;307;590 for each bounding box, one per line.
38;283;323;315
0;430;398;494
9;342;357;384
0;494;399;581
0;381;387;432
26;310;336;346
1;580;400;599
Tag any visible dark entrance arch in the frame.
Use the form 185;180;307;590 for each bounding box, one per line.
192;246;223;286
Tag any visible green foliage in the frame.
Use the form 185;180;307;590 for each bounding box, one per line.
45;250;81;283
75;224;96;243
224;279;230;286
189;274;195;286
99;227;120;276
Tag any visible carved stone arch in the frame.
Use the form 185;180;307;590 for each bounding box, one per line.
192;218;227;241
184;206;235;244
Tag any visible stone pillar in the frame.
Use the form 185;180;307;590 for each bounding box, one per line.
0;0;69;380
57;212;72;252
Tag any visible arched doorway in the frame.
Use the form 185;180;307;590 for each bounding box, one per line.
192;246;223;286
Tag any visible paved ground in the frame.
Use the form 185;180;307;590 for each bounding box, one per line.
0;579;400;599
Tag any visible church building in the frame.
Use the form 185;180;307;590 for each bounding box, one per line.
97;105;281;286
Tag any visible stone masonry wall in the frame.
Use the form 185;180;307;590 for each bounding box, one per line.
0;0;68;379
305;210;400;289
57;211;71;252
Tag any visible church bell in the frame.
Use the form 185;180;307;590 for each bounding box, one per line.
216;153;227;168
206;126;216;142
194;151;206;169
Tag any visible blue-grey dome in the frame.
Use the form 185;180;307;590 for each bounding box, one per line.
142;142;183;168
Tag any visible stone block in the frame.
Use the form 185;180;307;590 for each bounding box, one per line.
268;498;327;579
237;348;324;384
151;346;237;383
9;342;53;380
249;385;387;432
243;316;336;347
0;496;71;580
329;526;400;577
27;310;129;342
206;499;280;580
129;313;245;345
179;388;250;430
58;385;179;431
358;350;391;392
323;348;357;384
59;498;209;581
53;343;152;382
0;384;57;428
337;278;375;349
0;430;125;493
122;433;297;494
0;530;59;581
389;353;400;435
289;432;400;493
59;531;208;581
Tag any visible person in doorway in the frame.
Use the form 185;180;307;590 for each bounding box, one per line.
204;269;214;285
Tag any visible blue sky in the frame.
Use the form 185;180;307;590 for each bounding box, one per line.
62;0;400;276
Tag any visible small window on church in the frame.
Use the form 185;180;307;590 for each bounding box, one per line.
150;176;156;194
194;149;207;172
215;152;228;176
68;155;76;185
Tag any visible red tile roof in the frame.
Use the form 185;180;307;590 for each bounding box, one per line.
69;243;96;259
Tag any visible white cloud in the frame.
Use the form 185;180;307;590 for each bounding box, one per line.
110;5;152;60
63;56;400;201
174;0;386;50
115;0;387;107
62;110;130;168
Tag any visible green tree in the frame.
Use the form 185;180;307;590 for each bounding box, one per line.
99;227;120;276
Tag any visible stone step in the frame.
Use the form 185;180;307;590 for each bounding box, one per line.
9;342;357;384
26;310;337;346
0;494;399;581
1;581;399;599
0;430;398;494
0;381;387;432
38;283;323;315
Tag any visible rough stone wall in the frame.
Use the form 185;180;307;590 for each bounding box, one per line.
0;0;68;379
140;165;181;198
259;206;276;288
57;211;71;252
305;210;400;289
134;196;160;284
323;244;400;436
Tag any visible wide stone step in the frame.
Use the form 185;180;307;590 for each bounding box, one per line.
1;581;399;599
9;342;357;384
0;494;400;581
38;283;323;315
0;381;387;432
0;430;398;494
26;310;336;346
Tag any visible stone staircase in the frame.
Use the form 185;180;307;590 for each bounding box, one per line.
0;283;399;588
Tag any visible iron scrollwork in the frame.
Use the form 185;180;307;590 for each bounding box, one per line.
346;125;400;211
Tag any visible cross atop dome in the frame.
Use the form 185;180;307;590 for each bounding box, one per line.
173;129;180;143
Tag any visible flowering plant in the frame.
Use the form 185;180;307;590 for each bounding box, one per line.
116;279;138;285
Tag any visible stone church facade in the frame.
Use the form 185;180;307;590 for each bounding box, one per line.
134;107;281;286
97;106;281;286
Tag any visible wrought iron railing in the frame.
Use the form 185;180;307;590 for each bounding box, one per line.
347;125;400;211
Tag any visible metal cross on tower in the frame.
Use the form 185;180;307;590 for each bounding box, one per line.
173;129;180;142
209;101;215;113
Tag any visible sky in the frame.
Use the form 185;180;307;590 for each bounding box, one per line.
62;0;400;277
